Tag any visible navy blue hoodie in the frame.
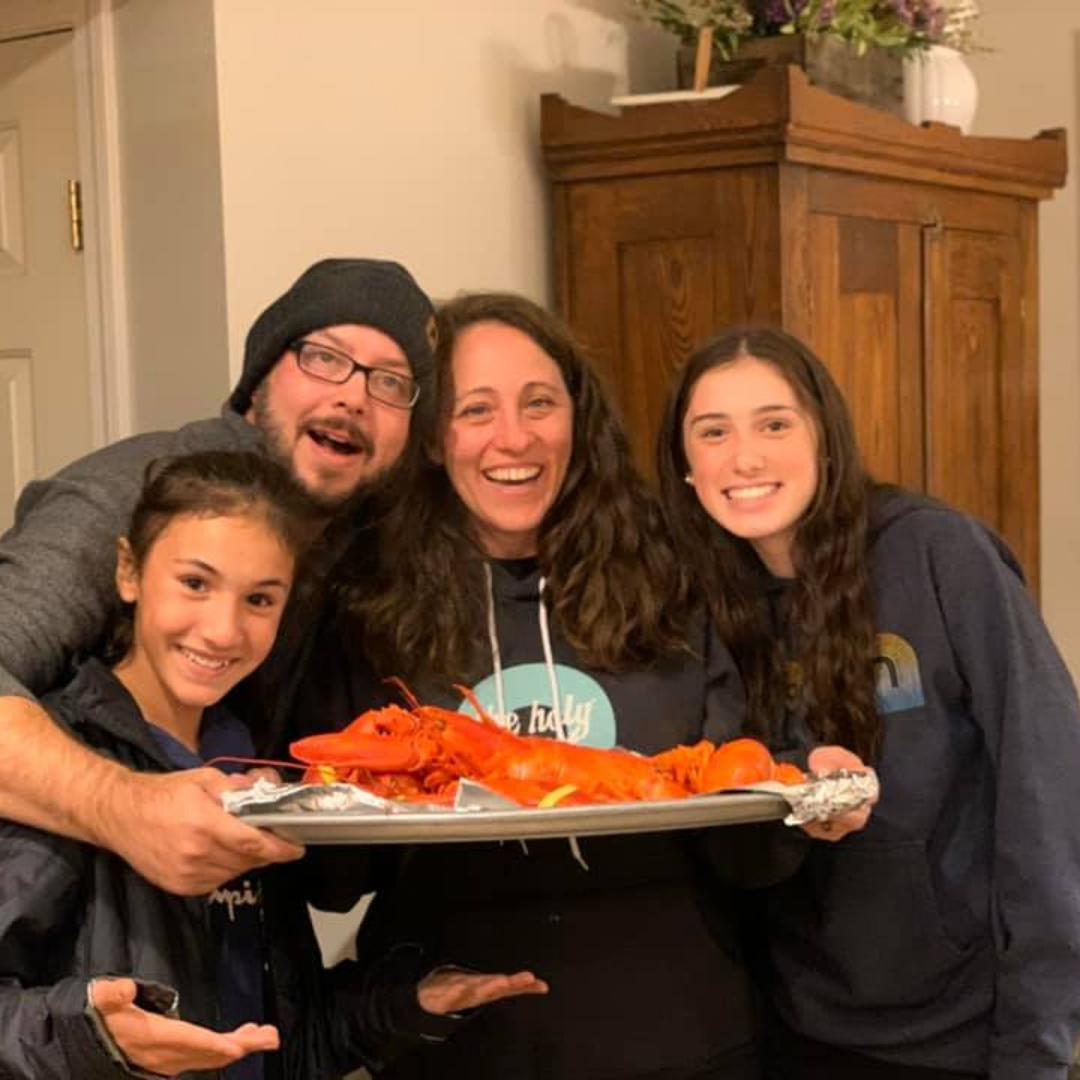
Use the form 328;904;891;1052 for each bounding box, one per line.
762;490;1080;1080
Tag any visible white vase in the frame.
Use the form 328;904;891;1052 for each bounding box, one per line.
903;45;978;134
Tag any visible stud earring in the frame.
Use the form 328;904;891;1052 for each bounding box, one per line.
684;473;693;485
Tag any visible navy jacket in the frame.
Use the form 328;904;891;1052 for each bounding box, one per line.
0;659;410;1079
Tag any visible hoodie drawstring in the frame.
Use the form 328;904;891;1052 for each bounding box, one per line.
537;576;567;741
485;563;509;725
484;564;567;741
483;563;588;870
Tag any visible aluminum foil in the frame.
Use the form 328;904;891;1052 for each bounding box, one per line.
773;768;880;826
221;778;431;816
224;777;562;817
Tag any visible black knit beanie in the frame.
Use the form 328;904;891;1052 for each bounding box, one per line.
228;258;435;415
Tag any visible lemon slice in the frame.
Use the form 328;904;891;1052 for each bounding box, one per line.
538;784;578;808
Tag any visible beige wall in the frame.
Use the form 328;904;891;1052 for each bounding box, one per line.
112;0;229;431
969;0;1080;681
210;0;673;375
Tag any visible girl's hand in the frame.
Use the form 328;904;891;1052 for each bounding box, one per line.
418;966;549;1016
91;977;279;1076
802;745;878;842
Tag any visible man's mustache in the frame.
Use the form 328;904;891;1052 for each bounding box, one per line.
303;417;374;456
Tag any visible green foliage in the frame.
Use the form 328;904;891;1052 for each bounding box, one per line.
790;0;945;57
630;0;755;58
629;0;976;60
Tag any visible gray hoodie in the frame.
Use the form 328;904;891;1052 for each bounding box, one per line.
0;408;262;701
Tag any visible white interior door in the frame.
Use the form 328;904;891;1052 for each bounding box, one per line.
0;24;94;532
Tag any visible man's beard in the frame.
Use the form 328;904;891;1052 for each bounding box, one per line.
250;385;371;515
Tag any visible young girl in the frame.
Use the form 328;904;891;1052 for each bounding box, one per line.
656;327;1080;1080
0;451;530;1080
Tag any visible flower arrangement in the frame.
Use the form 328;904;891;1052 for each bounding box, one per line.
630;0;979;59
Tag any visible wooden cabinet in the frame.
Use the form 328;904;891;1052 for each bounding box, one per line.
541;66;1066;590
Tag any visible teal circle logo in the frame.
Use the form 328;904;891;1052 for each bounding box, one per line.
459;663;616;748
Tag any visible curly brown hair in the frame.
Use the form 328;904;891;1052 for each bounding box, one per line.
657;327;882;761
337;292;690;684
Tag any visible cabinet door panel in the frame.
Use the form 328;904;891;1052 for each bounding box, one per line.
617;236;715;461
806;213;924;488
928;297;1003;520
925;228;1033;576
555;167;782;469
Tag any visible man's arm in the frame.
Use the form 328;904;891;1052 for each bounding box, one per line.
0;696;122;843
0;420;262;694
1;696;303;895
0;453;148;844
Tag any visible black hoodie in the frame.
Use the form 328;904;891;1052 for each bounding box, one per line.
333;560;805;1080
763;490;1080;1080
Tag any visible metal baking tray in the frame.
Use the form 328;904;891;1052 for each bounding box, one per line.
238;790;788;845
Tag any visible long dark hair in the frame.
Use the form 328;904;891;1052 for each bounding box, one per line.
339;292;689;684
657;327;882;761
108;451;319;660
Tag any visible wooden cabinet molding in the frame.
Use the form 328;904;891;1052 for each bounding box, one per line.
542;66;1065;197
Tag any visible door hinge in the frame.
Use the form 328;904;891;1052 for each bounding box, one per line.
67;179;83;252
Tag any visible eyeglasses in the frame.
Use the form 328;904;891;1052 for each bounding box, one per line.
290;339;419;409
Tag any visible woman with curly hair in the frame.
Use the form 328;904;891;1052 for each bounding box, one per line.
656;326;1080;1080
307;293;806;1080
346;290;689;686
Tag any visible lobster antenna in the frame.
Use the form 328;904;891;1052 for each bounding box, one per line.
453;683;500;726
383;675;421;709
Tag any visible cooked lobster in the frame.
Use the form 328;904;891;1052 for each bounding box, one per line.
289;684;803;807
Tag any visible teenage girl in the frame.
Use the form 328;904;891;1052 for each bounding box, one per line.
657;327;1080;1080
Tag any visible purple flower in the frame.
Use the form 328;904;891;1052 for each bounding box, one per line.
888;0;914;26
751;0;809;32
897;0;947;38
921;0;948;37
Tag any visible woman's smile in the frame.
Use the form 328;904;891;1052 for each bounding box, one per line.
683;356;819;577
442;321;574;559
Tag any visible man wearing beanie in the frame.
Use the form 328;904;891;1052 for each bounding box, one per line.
0;257;434;899
234;258;436;511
